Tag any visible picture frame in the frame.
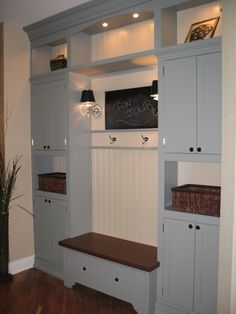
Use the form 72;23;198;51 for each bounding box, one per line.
185;17;220;43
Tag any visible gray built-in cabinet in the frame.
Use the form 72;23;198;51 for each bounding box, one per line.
23;0;223;313
163;51;221;155
163;218;219;314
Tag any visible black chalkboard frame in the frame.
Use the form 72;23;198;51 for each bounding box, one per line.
105;86;158;130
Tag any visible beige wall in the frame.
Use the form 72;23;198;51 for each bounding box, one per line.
4;23;34;262
217;0;236;313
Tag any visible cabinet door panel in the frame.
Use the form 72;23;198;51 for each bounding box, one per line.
194;223;219;314
164;57;197;154
32;84;53;150
52;199;68;272
51;81;67;150
163;219;195;311
34;196;53;262
197;53;222;154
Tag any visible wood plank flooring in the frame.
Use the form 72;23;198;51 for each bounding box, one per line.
0;268;136;314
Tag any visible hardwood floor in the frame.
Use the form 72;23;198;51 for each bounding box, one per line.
0;268;136;314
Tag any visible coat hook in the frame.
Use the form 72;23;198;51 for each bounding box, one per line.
109;135;117;144
141;134;149;144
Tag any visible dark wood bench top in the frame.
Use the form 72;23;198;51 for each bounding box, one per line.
59;232;160;272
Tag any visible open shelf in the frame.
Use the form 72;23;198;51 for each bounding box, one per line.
159;0;222;49
71;11;155;68
32;154;67;192
71;50;157;77
32;38;68;76
164;160;221;211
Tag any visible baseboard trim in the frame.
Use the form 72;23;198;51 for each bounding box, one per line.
9;255;35;274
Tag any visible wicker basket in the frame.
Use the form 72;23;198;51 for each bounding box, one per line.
50;55;67;71
38;172;66;194
171;184;220;216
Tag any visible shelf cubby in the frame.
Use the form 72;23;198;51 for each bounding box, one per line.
158;0;222;49
71;11;155;69
32;154;67;194
32;38;68;76
164;160;221;210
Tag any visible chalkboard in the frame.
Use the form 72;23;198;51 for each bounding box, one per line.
105;86;158;130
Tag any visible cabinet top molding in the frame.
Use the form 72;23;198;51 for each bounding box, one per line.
23;0;153;42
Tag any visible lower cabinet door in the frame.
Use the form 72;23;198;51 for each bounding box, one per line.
163;218;195;311
34;195;67;274
194;223;219;314
34;196;54;263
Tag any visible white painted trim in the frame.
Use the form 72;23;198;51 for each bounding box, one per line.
9;255;35;274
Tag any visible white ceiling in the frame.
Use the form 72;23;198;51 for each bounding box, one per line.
0;0;92;27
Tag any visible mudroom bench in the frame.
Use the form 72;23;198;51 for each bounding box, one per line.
59;232;159;314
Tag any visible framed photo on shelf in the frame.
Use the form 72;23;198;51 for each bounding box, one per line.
185;17;220;43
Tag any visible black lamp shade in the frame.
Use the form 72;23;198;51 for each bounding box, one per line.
150;80;158;97
80;90;95;103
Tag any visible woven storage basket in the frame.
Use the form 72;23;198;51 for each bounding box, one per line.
38;172;66;194
171;184;220;216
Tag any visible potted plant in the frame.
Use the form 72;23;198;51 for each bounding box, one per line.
0;152;21;281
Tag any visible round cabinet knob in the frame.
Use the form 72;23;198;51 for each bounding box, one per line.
48;200;51;204
83;267;87;271
45;199;48;203
189;147;194;152
188;224;193;229
197;147;202;152
43;145;46;149
196;225;200;230
47;145;50;149
114;277;119;282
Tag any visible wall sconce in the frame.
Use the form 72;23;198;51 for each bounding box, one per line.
80;89;102;117
150;80;158;101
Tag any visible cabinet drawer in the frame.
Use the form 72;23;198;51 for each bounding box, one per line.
65;250;147;303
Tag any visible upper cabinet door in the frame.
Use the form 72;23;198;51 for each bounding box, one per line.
51;80;67;151
197;52;222;155
164;57;197;154
32;80;67;151
32;83;53;150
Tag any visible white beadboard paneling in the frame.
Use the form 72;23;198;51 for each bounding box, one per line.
52;43;68;58
178;162;221;186
177;1;222;44
91;19;154;61
53;156;66;172
92;149;158;246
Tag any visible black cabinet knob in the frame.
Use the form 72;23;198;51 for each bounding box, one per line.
115;277;119;282
48;200;51;204
43;145;46;149
83;267;87;271
188;224;193;229
45;199;48;203
189;147;194;152
47;145;50;149
196;225;200;230
197;147;202;152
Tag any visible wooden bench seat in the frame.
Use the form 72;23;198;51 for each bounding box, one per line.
59;232;160;314
59;232;159;272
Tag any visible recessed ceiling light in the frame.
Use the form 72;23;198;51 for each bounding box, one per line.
102;22;108;28
133;13;139;19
